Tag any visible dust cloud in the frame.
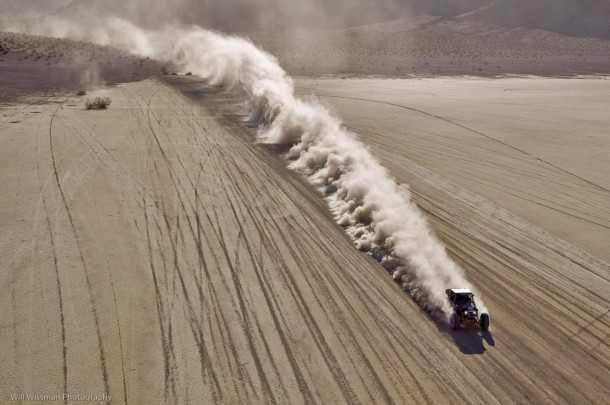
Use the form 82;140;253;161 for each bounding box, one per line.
2;10;489;320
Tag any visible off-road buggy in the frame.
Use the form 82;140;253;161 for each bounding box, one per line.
446;289;490;331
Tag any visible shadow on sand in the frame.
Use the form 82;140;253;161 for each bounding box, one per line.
448;329;495;354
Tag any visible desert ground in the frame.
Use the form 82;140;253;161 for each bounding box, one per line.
296;77;610;262
1;16;610;405
1;71;609;403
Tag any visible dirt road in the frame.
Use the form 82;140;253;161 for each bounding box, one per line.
1;77;609;404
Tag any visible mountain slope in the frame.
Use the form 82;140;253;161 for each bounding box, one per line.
5;0;610;39
458;0;610;38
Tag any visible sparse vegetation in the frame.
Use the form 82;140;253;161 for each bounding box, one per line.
85;97;112;110
76;90;87;96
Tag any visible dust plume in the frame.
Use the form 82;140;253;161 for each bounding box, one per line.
4;15;486;320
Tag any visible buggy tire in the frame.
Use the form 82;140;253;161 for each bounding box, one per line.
480;313;490;331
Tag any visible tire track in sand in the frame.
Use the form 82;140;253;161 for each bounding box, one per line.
48;103;110;402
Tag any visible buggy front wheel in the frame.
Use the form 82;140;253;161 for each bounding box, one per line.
480;313;490;331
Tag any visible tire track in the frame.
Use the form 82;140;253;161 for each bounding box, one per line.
224;132;448;403
48;103;110;402
314;93;610;194
41;187;68;404
57;114;132;405
211;208;279;405
161;207;223;402
142;195;175;404
344;123;610;231
221;159;392;403
33;109;68;404
225;195;316;404
139;85;257;402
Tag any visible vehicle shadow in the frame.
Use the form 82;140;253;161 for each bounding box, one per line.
447;328;495;354
423;308;496;355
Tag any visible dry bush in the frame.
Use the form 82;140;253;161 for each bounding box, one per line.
85;97;112;110
76;90;87;96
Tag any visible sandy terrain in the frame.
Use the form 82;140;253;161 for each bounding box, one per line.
0;69;609;404
296;77;610;261
296;75;610;398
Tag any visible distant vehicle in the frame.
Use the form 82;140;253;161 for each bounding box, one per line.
446;289;490;331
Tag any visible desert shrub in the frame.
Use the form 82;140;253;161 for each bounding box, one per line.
85;97;112;110
76;90;87;96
